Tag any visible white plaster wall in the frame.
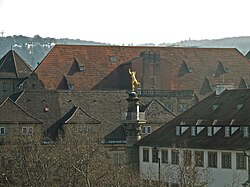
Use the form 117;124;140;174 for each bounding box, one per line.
139;146;248;187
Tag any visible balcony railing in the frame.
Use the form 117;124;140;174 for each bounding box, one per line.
137;89;194;97
122;112;145;121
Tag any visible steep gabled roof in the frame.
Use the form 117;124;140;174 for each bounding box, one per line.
0;50;33;78
102;125;126;144
12;90;62;129
0;98;42;124
59;105;101;124
46;105;101;140
139;89;250;150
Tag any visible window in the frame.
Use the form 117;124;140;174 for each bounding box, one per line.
222;152;231;169
178;104;188;112
142;126;152;134
2;82;7;92
114;153;124;165
171;150;179;165
152;148;159;163
78;65;84;71
184;150;192;166
176;126;180;136
22;127;33;135
236;153;246;170
0;127;5;135
109;56;118;62
166;104;173;112
143;148;149;162
207;126;213;136
208;152;217;168
161;149;168;163
225;127;230;137
78;125;88;134
191;126;196;136
68;84;74;91
195;151;204;167
243;126;249;138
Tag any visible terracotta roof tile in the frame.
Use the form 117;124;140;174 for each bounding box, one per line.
36;45;250;99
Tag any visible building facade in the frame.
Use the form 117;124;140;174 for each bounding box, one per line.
139;89;250;186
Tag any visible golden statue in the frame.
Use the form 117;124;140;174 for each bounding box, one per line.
129;69;140;92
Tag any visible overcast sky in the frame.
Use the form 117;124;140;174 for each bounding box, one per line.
0;0;249;45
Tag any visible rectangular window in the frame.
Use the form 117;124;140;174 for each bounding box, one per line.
225;127;230;137
0;127;5;135
178;104;188;112
207;126;213;136
161;149;168;163
114;153;124;165
171;150;179;165
208;152;217;168
191;126;196;136
22;127;33;135
2;82;7;92
243;126;249;138
142;126;152;134
147;126;152;134
143;148;149;162
184;150;192;166
152;148;159;163
195;151;204;167
176;126;180;136
222;152;231;169
236;153;246;170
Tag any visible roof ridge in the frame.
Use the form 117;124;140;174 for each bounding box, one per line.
12;50;19;78
0;97;43;123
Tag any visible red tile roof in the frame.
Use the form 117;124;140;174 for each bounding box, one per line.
35;45;250;99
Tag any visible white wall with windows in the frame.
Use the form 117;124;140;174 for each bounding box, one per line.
139;146;248;187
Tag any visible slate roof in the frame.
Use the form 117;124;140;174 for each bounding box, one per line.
0;98;42;124
35;45;250;99
46;105;101;140
138;89;250;150
0;50;33;78
10;90;62;130
10;90;129;137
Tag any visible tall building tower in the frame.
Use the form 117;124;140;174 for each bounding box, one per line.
123;91;146;169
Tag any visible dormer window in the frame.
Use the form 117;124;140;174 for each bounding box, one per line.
176;126;180;136
212;105;219;111
225;127;230;137
243;126;249;138
109;56;118;62
207;126;213;136
74;57;85;72
68;84;74;91
215;61;229;77
178;61;192;77
78;64;84;72
236;104;244;110
191;126;196;136
212;120;218;126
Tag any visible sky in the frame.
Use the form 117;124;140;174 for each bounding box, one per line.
0;0;249;45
